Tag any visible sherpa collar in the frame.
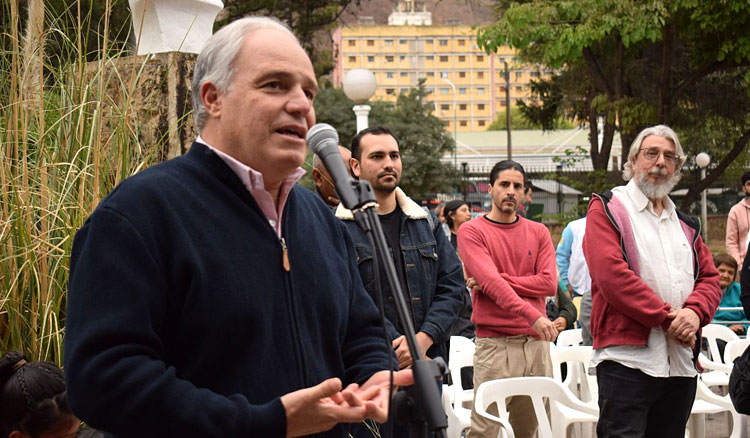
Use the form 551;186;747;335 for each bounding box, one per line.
335;187;428;221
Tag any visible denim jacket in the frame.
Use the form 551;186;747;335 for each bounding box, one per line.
336;188;464;360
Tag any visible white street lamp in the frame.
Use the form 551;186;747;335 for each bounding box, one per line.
696;152;711;242
441;78;458;168
342;69;377;133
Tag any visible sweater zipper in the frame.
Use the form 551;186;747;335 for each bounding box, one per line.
280;237;290;272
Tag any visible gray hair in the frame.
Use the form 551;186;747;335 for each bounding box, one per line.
191;16;299;132
622;124;687;181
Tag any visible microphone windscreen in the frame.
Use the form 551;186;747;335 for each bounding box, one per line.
306;123;339;153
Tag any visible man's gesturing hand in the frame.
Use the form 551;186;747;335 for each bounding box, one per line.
532;316;559;341
666;308;700;348
281;378;368;437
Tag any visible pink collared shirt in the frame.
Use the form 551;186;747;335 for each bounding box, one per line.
196;136;305;237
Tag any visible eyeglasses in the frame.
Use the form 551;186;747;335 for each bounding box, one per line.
638;147;680;166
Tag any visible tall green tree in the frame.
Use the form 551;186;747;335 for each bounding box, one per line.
314;82;460;200
479;0;750;210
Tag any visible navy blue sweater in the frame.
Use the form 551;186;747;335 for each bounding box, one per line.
64;143;391;437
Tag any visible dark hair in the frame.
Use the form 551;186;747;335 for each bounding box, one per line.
714;253;738;273
742;171;750;186
489;160;526;186
443;200;469;229
0;351;74;438
350;126;399;161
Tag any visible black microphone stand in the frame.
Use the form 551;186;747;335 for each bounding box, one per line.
345;179;447;438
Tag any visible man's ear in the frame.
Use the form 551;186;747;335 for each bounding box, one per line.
312;168;323;187
9;430;29;438
201;81;222;118
350;158;361;178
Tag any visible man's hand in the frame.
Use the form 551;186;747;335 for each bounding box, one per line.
415;332;434;360
730;324;746;335
531;316;559;341
343;369;415;423
666;308;700;348
392;336;412;369
281;378;369;437
466;277;482;294
552;316;568;333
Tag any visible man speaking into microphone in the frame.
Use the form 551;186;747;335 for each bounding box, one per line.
64;16;411;438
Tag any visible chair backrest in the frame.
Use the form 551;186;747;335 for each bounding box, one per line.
725;339;750;364
475;377;598;438
703;324;740;363
556;328;583;347
448;336;475;408
549;345;597;403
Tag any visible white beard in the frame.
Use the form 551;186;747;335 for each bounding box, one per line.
635;168;681;201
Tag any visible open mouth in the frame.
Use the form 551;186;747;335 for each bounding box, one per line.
276;127;305;139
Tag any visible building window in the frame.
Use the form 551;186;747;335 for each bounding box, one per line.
459;87;467;94
444;120;451;127
385;40;393;46
367;56;375;62
347;40;355;47
386;72;395;79
499;100;506;107
348;56;356;63
401;88;409;94
459;104;467;110
386;88;395;95
426;55;434;61
478;120;486;127
441;104;450;111
440;71;449;79
458;55;466;62
458;39;466;46
477;71;484;79
439;39;448;46
499;86;506;92
477;104;485;110
426;72;435;77
477;55;484;62
516;86;523;92
400;55;406;61
367;40;374;46
515;72;523;79
460;120;468;127
400;72;408;77
459;71;466;78
477;87;485;94
440;87;450;94
531;71;540;77
425;39;433;44
439;56;449;62
386;56;394;62
399;39;407;44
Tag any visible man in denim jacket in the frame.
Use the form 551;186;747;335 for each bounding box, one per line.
336;126;464;369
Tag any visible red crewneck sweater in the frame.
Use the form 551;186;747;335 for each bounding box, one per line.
458;215;557;338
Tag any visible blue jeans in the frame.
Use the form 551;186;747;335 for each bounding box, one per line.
596;360;697;438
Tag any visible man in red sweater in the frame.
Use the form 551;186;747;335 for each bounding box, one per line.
583;125;721;438
458;160;558;438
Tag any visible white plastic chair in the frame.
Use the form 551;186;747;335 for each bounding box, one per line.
442;388;470;438
447;335;475;428
556;328;583;347
699;324;740;387
687;378;742;438
549;346;598;437
724;339;750;365
474;377;598;438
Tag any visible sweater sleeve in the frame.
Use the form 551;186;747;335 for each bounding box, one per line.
499;226;557;299
682;234;722;327
458;223;543;326
65;208;286;437
557;287;578;327
727;206;742;265
556;224;574;286
583;198;672;328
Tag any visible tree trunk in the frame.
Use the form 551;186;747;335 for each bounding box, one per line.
657;24;673;124
679;127;750;212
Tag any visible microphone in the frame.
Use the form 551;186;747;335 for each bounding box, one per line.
307;123;360;209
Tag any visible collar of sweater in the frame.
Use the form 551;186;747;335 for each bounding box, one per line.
335;187;427;221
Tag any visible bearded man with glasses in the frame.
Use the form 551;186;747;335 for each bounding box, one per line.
582;125;722;438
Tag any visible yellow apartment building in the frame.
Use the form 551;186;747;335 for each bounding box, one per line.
332;24;549;132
